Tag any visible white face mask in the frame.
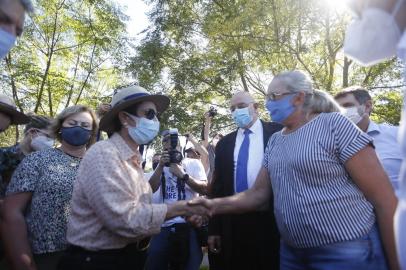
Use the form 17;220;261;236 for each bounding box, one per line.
126;113;160;145
31;136;54;151
343;0;404;67
343;106;365;124
0;29;16;59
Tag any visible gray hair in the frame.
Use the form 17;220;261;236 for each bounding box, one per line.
273;70;313;94
308;90;341;114
273;70;338;114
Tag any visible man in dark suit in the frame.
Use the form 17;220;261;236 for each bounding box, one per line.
208;91;282;270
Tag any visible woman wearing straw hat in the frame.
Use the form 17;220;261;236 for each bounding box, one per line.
58;85;208;270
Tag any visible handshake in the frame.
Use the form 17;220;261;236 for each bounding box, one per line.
169;197;216;227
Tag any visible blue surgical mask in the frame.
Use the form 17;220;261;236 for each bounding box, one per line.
127;115;160;145
266;94;296;124
61;126;92;146
232;107;253;128
0;29;16;59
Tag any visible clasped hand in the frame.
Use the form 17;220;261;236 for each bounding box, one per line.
183;197;214;228
185;197;214;217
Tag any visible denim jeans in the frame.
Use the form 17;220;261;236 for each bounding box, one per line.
280;225;388;270
145;225;203;270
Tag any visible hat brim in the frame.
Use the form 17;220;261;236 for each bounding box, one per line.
99;94;170;134
0;105;30;125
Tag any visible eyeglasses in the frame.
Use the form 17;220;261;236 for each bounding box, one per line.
143;109;158;120
266;92;293;101
126;109;158;121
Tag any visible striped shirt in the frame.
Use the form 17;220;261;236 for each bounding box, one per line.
263;112;375;248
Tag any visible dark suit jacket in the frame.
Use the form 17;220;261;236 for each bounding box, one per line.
208;120;282;270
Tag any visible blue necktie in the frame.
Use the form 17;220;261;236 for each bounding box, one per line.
236;129;251;193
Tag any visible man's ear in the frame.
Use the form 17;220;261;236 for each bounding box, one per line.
364;100;373;115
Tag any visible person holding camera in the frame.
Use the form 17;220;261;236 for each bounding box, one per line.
146;130;208;270
58;86;209;270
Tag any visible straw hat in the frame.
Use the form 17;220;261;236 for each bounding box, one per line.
99;85;170;133
0;94;30;124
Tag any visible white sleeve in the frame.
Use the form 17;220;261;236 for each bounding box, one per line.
183;158;207;181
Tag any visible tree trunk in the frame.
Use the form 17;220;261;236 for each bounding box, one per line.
34;7;59;113
236;49;249;92
342;56;351;88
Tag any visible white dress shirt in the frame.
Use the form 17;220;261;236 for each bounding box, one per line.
367;121;402;194
233;118;264;193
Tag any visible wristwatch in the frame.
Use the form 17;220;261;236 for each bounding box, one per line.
181;173;189;182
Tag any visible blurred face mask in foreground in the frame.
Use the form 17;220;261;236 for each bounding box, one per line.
343;0;404;66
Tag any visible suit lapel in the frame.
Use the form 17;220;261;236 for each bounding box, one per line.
225;130;238;195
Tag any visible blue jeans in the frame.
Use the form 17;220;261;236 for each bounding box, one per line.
145;225;203;270
280;225;388;270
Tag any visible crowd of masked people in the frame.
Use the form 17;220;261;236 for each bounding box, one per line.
1;0;406;270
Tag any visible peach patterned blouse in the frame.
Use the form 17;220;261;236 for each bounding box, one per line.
67;133;167;251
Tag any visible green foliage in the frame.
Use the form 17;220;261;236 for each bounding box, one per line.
1;0;404;148
131;0;403;144
372;90;403;125
1;0;129;146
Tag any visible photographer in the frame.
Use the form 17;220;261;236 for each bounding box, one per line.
146;130;208;270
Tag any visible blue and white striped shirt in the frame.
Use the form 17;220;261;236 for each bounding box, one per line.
263;112;375;248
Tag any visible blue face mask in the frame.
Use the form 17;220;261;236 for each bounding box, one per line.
266;94;296;124
232;107;253;128
0;29;16;59
127;115;160;145
61;126;92;146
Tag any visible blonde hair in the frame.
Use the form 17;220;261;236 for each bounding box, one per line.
49;105;99;148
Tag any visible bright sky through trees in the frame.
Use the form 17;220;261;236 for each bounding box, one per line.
120;0;150;41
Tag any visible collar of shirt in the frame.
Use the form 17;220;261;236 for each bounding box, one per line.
237;118;261;136
110;133;141;163
367;120;381;136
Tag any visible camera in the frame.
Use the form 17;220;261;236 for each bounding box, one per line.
164;128;183;166
208;106;217;117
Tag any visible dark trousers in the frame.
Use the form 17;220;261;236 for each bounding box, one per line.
209;211;280;270
57;244;146;270
145;224;203;270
